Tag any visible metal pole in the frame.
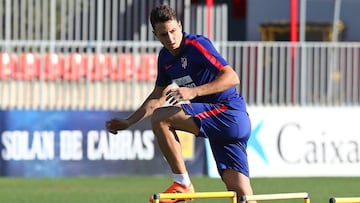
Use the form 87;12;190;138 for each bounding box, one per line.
332;0;342;42
299;0;307;42
184;0;191;33
5;0;12;41
299;0;307;104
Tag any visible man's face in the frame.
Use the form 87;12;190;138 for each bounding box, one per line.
153;20;183;55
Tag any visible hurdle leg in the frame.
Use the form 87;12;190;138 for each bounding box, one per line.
153;193;160;203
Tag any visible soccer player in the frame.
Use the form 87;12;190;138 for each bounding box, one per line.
106;4;256;203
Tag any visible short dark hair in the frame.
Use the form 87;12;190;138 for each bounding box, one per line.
150;5;178;29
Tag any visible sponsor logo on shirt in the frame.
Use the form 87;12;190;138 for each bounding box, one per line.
173;75;196;88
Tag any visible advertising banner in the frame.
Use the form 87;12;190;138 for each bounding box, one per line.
207;107;360;177
0;110;206;177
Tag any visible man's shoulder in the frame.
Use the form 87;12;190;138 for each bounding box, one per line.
184;32;210;43
184;33;215;54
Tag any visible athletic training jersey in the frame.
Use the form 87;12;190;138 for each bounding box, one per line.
156;33;251;177
156;32;247;112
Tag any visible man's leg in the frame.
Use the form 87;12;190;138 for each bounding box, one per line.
149;106;199;202
151;106;199;173
222;169;257;203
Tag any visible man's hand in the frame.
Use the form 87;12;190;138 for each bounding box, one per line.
165;87;194;105
105;118;131;134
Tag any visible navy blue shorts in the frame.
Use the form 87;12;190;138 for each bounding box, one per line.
182;103;251;177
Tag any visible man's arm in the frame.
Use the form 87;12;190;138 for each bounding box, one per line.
126;85;167;125
167;65;239;102
194;65;239;97
106;85;167;133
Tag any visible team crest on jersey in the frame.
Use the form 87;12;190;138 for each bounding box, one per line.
181;57;187;69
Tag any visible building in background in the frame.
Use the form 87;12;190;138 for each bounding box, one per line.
247;0;360;41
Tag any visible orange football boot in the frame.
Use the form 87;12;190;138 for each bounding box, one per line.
149;182;195;203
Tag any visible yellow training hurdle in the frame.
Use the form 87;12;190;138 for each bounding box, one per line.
152;191;311;203
240;192;310;203
330;197;360;203
152;191;237;203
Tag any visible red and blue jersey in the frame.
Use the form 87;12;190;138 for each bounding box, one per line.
156;33;251;177
156;32;247;112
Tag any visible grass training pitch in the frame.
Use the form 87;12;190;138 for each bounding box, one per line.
0;176;359;203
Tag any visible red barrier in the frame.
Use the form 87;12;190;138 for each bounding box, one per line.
15;53;41;80
91;53;112;80
111;53;134;81
63;53;87;80
43;53;65;80
0;52;159;81
138;53;157;81
0;53;17;80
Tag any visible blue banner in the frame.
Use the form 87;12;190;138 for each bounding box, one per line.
0;110;206;177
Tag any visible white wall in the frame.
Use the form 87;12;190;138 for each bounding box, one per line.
207;106;360;177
